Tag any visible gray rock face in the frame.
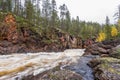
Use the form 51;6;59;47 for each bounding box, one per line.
84;43;110;56
22;68;83;80
109;45;120;59
84;42;115;57
89;57;120;80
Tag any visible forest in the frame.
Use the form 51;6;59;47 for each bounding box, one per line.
0;0;119;40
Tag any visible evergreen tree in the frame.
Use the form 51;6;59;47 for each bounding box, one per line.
0;0;12;12
19;0;24;17
14;0;20;15
59;4;68;29
51;0;58;27
42;0;51;18
25;0;35;22
106;16;110;26
105;16;111;39
65;10;71;31
42;0;51;27
7;0;12;12
114;5;120;32
114;5;120;21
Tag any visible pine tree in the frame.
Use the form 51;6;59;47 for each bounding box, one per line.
114;6;120;32
59;4;68;29
114;5;120;21
36;0;42;26
42;0;51;27
106;16;110;26
25;0;35;22
14;0;20;15
7;0;12;12
65;10;71;31
105;16;111;39
42;0;50;18
0;0;12;12
51;0;58;27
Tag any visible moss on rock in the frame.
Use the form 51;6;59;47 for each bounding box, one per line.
90;57;120;80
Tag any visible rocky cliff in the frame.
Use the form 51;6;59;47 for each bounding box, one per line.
0;13;83;54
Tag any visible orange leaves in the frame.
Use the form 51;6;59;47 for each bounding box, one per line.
4;14;16;24
3;13;18;43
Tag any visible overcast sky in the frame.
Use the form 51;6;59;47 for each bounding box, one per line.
56;0;120;24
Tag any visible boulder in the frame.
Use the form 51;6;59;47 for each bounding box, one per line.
100;54;109;57
22;66;83;80
91;51;100;55
97;47;108;54
89;57;120;80
84;43;108;55
109;45;120;59
87;59;101;68
84;39;119;56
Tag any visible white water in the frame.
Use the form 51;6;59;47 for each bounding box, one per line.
0;49;85;80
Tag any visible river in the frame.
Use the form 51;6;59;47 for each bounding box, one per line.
0;49;97;80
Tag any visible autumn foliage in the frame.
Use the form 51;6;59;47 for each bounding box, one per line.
111;26;118;37
4;14;16;24
96;32;106;42
4;13;18;43
96;25;119;42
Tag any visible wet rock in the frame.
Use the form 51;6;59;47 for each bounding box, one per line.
100;54;109;57
90;51;100;55
84;39;120;56
109;45;120;59
97;47;108;54
84;43;106;55
87;59;101;68
102;45;113;49
89;57;120;80
22;66;83;80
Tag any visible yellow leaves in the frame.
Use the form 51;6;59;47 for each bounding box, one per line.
96;32;106;42
111;26;118;37
96;25;118;42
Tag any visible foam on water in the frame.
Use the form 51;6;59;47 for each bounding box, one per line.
0;49;85;80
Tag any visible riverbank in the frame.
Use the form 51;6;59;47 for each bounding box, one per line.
85;39;120;80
